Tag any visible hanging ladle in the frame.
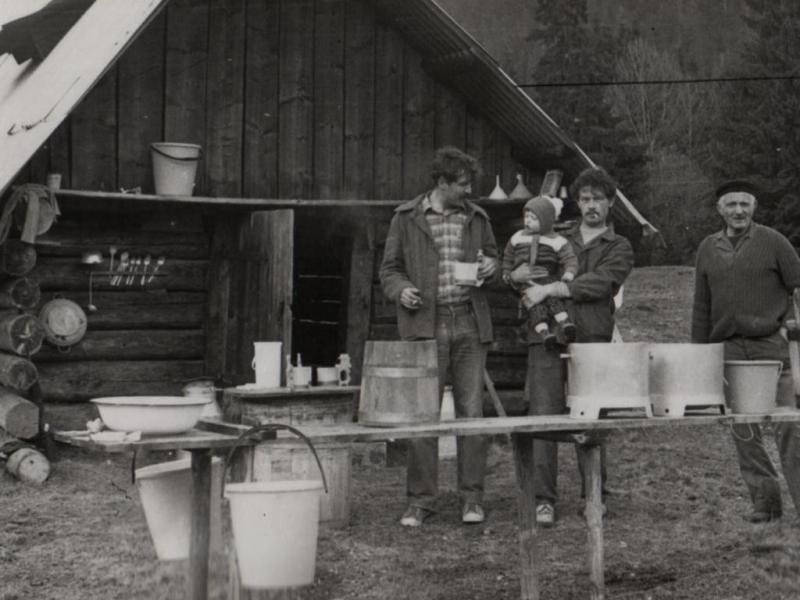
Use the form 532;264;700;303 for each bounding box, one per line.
81;251;102;312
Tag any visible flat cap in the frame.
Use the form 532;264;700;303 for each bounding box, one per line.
715;179;758;199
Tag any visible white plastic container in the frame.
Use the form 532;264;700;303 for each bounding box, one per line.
226;479;323;589
252;341;282;388
135;458;223;561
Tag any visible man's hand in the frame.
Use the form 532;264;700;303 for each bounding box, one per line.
399;287;423;310
477;254;497;280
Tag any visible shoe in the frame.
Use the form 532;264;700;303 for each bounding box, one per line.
400;505;433;527
462;502;485;524
543;332;559;352
560;321;577;344
744;509;781;523
535;502;555;528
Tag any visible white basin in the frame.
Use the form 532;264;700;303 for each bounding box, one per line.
91;396;211;434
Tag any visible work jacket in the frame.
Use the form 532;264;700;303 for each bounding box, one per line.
563;224;634;343
379;193;499;342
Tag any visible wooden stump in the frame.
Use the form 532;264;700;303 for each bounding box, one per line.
0;240;36;276
0;310;45;355
0;277;41;310
5;446;50;483
0;352;38;390
0;387;38;439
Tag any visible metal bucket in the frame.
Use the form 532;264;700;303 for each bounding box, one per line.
724;360;782;414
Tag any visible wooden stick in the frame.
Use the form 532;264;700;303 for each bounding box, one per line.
512;433;539;600
483;368;507;417
584;444;605;600
788;289;800;396
188;450;212;600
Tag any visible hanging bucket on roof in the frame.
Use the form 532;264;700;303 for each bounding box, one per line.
151;142;202;196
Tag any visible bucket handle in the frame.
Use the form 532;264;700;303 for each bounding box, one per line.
220;423;328;497
151;144;203;161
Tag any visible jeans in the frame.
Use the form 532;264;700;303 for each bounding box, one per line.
524;344;607;505
407;304;489;509
725;333;800;515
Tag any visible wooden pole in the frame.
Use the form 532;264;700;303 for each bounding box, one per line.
584;444;605;600
512;432;539;600
188;450;212;600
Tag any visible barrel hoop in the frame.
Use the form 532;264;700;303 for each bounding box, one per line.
363;366;438;378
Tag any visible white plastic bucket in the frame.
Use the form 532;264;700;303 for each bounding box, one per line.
135;457;222;560
252;341;282;387
724;360;783;414
226;479;323;589
151;142;202;195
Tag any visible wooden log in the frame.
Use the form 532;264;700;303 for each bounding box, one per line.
0;277;41;310
31;258;207;291
35;329;204;361
0;388;38;439
346;225;375;385
0;353;38;390
34;230;210;260
56;291;204;330
37;360;203;402
0;310;45;356
0;240;37;276
188;451;212;600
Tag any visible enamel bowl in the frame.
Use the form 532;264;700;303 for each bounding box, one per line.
91;396;211;434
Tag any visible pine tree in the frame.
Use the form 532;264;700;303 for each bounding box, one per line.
707;0;800;241
529;0;647;217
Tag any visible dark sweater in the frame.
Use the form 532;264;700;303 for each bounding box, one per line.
691;223;800;343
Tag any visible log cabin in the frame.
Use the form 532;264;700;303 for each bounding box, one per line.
0;0;655;413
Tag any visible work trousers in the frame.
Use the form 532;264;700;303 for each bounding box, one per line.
407;304;489;509
524;343;607;505
725;333;800;515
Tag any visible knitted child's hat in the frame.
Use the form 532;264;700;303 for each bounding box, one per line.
524;195;555;234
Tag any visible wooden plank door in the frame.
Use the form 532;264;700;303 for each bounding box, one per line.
206;210;294;386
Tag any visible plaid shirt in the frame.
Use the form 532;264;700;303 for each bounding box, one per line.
422;195;470;305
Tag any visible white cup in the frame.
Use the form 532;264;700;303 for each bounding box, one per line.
454;261;480;286
292;366;312;387
316;367;338;386
251;342;282;388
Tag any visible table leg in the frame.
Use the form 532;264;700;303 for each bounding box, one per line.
188;450;212;600
512;433;539;600
584;443;604;600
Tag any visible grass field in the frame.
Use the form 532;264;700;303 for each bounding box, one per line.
2;266;800;599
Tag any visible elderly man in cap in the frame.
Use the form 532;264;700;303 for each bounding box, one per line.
692;179;800;522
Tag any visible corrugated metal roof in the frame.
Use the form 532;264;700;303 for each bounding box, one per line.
375;0;656;233
0;0;168;197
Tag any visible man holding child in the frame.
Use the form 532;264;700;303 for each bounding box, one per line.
509;166;635;527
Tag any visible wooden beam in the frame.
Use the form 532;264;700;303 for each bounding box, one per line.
345;223;375;385
373;23;404;199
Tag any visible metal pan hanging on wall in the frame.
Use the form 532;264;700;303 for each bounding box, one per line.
39;297;87;347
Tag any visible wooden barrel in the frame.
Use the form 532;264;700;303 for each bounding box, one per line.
358;340;439;427
251;439;351;529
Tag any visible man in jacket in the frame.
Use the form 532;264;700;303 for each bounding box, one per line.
379;146;499;527
516;166;634;527
692;179;800;523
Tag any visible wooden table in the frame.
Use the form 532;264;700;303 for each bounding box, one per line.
222;385;359;427
207;410;800;600
54;427;256;600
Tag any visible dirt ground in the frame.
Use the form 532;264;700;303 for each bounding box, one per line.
3;266;800;600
